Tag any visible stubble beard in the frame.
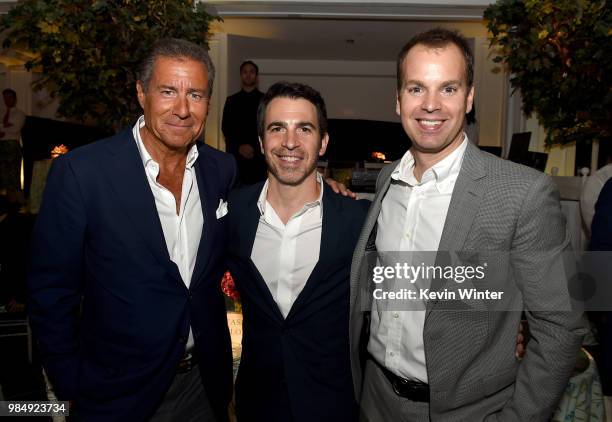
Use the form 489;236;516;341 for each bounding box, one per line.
266;150;317;187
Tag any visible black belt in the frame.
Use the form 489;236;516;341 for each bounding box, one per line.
370;358;430;402
177;352;198;373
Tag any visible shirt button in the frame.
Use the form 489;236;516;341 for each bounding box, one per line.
393;313;399;318
389;352;395;357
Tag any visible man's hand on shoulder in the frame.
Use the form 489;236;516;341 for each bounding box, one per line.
324;177;357;199
515;320;527;360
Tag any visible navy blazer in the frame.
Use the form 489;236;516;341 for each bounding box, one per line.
28;130;235;421
227;182;369;422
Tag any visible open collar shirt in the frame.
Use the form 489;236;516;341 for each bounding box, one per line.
368;135;469;382
133;115;203;351
251;174;324;318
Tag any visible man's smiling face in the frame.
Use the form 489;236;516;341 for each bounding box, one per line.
260;96;328;187
136;56;210;154
396;43;474;157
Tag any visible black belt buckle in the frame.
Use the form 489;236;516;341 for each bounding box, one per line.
391;377;429;402
371;358;430;402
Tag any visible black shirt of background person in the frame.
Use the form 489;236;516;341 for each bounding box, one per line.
222;89;266;185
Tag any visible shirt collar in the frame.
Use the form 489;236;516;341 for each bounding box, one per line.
257;172;325;219
391;133;469;193
132;115;199;169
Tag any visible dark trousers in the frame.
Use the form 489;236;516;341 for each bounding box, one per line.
359;360;429;422
150;365;216;422
0;140;21;190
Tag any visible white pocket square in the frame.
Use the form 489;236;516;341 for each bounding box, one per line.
216;199;228;219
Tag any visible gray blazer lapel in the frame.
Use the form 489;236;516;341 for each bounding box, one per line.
349;161;398;315
426;142;487;319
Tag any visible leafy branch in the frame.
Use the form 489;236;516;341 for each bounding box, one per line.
1;0;219;131
484;0;611;146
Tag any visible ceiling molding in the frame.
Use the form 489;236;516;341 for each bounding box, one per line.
0;1;17;14
205;1;490;20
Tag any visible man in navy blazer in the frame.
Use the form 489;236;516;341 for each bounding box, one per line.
28;39;234;421
226;82;369;422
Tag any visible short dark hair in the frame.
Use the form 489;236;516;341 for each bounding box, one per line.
2;89;16;98
240;60;259;75
257;82;328;139
396;28;474;91
138;38;215;95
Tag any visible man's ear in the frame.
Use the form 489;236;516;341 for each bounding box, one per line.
259;136;264;154
136;81;146;109
319;133;329;156
466;85;475;114
395;91;401;116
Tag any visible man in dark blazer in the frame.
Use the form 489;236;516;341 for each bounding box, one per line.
349;28;585;421
28;39;234;421
226;82;369;422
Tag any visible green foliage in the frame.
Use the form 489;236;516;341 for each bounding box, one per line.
1;0;219;131
484;0;611;146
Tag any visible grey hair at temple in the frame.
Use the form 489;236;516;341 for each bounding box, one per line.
137;38;216;95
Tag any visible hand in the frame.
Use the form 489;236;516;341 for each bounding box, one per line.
324;177;357;199
515;320;527;360
238;144;255;159
6;298;25;313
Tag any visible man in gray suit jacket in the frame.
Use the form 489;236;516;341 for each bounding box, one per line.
349;28;585;421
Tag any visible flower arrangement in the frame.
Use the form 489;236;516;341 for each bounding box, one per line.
50;144;69;158
221;271;241;312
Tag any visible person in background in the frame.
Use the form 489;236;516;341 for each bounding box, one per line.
28;38;234;421
589;178;612;402
580;150;612;237
350;28;584;421
226;81;369;422
0;89;26;195
222;61;266;185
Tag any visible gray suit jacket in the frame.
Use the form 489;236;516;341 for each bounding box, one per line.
349;141;585;421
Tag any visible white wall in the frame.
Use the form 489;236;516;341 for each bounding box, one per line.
255;58;398;122
206;33;228;150
211;41;507;150
473;37;506;148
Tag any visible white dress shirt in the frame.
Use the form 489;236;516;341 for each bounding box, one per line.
251;174;324;318
133;115;203;350
368;135;469;382
0;107;25;141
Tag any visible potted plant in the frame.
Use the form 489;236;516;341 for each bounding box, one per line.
484;0;611;148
